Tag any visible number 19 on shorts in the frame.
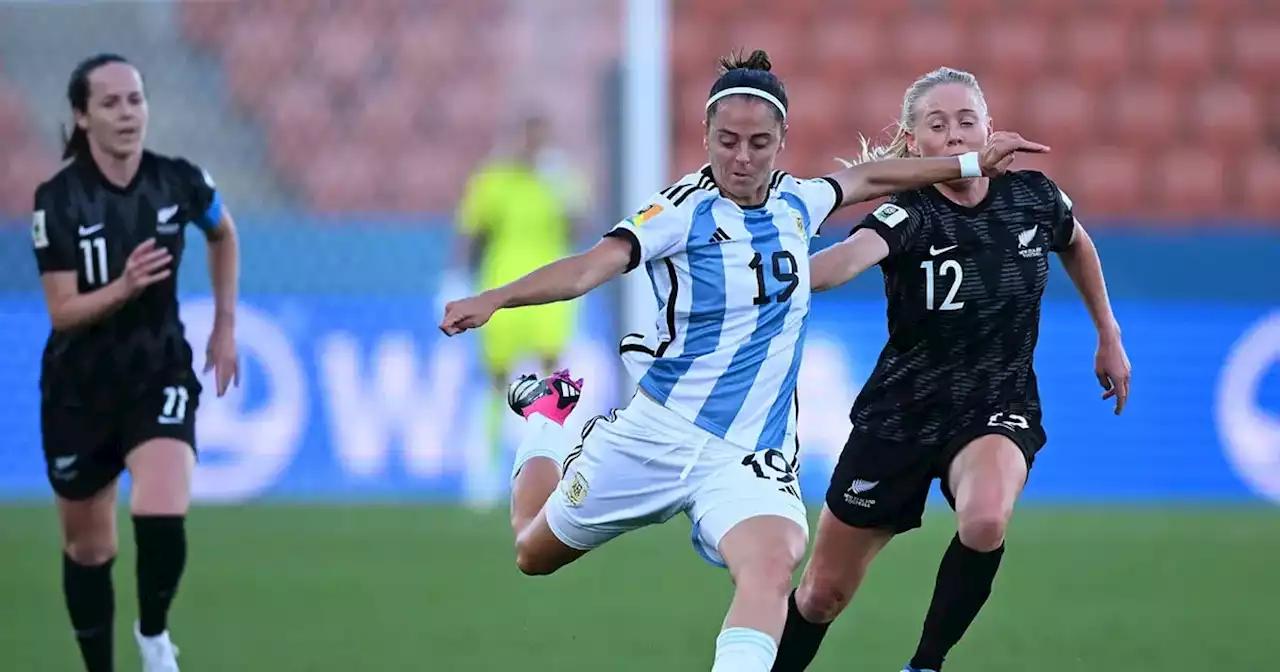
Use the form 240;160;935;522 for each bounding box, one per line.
921;259;965;311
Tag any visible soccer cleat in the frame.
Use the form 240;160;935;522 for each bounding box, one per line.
902;666;936;672
507;369;584;426
134;621;180;671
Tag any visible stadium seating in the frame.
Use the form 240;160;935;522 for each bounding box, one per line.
1;0;1277;224
0;69;55;214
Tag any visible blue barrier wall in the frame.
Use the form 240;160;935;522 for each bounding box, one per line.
0;218;1277;505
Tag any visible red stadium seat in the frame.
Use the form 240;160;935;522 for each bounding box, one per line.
810;17;885;82
1061;18;1131;86
887;18;972;80
977;18;1050;84
1141;20;1216;86
0;87;31;150
1195;81;1262;152
851;79;910;147
1153;148;1227;219
1107;84;1180;151
309;15;382;98
221;17;300;115
303;143;385;213
1228;22;1280;88
262;80;334;179
0;143;57;214
1242;151;1280;219
349;79;429;157
1069;148;1143;215
784;75;844;150
386;146;469;213
1024;80;1096;150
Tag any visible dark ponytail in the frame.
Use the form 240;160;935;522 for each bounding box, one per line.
62;53;130;159
706;49;788;124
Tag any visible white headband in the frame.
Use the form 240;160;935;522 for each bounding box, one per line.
705;86;787;119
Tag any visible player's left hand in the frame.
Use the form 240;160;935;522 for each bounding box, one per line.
979;131;1051;177
204;323;240;397
1095;337;1131;415
439;293;500;336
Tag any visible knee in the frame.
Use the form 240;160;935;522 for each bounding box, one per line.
731;548;801;601
795;567;860;624
65;536;118;565
957;513;1009;552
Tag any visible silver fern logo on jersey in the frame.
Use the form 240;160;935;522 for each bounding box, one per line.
1017;225;1043;258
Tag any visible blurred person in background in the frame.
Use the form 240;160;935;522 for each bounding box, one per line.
770;67;1131;672
32;53;241;672
453;111;588;503
441;51;1046;672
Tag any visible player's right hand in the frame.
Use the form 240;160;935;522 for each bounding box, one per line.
979;131;1050;177
120;238;172;296
439;293;500;336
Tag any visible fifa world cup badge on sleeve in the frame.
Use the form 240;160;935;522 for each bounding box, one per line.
562;471;589;507
872;203;908;228
628;203;663;227
32;210;49;249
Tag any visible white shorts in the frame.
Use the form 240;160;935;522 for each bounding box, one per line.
544;390;810;567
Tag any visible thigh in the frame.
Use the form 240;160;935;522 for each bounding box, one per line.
825;430;936;535
41;400;125;502
121;376;200;515
938;409;1046;507
542;403;692;552
687;443;810;568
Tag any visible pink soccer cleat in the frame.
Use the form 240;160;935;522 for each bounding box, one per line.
506;370;584;426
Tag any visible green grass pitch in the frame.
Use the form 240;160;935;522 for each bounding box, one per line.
1;504;1276;670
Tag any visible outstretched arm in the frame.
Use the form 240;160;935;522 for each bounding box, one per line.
828;131;1049;207
490;236;632;309
810;229;891;292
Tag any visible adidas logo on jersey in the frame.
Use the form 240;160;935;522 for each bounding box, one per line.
708;227;731;244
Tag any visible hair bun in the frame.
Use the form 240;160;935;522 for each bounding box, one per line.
717;48;773;74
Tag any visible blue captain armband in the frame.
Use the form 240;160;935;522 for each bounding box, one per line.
196;190;224;233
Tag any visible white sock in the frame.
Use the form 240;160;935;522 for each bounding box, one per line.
510;413;572;483
711;627;777;672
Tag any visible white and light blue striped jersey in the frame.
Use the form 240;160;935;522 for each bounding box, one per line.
605;165;843;451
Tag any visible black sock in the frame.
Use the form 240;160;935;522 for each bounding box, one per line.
909;534;1005;671
133;515;187;637
770;589;832;672
63;553;115;672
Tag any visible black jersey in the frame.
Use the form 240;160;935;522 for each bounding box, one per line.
31;151;223;407
847;170;1077;445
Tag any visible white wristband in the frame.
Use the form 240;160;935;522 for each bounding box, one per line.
958;151;981;178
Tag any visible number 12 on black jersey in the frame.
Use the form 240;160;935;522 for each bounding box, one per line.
920;259;965;311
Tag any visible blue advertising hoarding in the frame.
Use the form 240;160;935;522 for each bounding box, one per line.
0;223;1276;505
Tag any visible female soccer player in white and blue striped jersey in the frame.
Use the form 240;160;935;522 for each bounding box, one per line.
440;50;1047;672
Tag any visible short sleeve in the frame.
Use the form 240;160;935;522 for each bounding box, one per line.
1046;180;1077;252
852;201;924;258
785;176;844;238
31;185;77;274
177;159;223;233
603;194;690;273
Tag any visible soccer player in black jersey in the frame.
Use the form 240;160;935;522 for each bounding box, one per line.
31;54;241;672
771;67;1132;672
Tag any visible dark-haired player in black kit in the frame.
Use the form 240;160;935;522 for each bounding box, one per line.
31;53;241;672
771;67;1132;672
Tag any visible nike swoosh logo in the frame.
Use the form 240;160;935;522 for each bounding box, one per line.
929;244;958;256
78;223;103;236
157;205;179;223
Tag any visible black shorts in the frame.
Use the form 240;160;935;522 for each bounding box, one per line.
825;410;1046;534
41;374;201;501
